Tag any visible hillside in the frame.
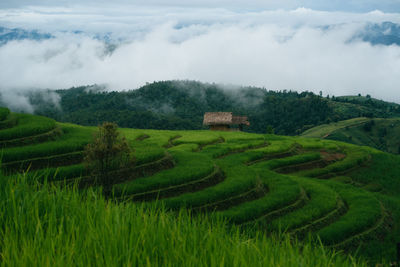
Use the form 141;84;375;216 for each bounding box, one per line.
0;107;399;265
301;117;400;154
6;80;400;136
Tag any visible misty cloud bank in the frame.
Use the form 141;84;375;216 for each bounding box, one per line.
1;6;400;108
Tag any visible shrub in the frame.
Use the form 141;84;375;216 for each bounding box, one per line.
84;122;133;190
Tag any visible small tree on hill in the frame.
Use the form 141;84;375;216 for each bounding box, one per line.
84;122;133;190
266;125;275;134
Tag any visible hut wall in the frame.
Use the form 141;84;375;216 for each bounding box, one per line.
210;125;230;131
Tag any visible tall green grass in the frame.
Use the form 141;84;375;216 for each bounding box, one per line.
0;173;367;266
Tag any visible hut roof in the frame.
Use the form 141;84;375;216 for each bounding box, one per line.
203;112;250;126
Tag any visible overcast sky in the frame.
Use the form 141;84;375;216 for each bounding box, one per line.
0;1;400;108
1;0;400;12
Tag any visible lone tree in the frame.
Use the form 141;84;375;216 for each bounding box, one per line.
84;122;133;190
266;125;275;134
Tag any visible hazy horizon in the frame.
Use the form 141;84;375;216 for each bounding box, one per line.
1;1;400;107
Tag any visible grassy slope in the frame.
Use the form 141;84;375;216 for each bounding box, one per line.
301;117;400;154
301;118;370;138
1;109;399;265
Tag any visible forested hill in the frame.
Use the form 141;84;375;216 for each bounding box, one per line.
26;80;400;135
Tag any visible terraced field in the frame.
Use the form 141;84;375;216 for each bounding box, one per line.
301;117;400;155
1;108;399;264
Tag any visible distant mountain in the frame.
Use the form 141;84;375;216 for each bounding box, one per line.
357;21;400;46
0;27;52;45
8;80;400;136
1;21;400;46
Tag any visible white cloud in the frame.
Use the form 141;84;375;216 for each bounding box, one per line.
1;0;400;13
0;7;400;106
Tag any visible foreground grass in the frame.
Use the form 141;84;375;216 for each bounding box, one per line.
0;174;366;267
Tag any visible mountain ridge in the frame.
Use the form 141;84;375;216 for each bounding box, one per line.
3;80;400;136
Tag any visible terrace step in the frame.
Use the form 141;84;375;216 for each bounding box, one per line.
315;154;372;179
289;196;348;239
0;114;17;130
245;143;303;166
329;201;389;250
195;137;225;152
265;179;344;235
60;153;175;187
239;186;308;227
135;134;150;141
216;142;269;159
164;135;182;148
161;144;272;210
191;183;268;213
120;166;225;201
315;181;386;249
275;159;328;174
0;113;56;142
0;127;63;148
273;151;346;175
2;151;84;173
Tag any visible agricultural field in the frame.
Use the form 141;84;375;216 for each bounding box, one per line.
0;108;399;265
302;117;400;154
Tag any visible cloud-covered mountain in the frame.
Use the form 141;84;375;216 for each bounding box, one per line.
359;22;400;46
2;21;400;46
1;7;400;104
0;27;52;45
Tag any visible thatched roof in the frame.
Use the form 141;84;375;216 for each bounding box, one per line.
203;112;250;126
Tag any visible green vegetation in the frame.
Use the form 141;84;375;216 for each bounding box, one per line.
267;178;339;233
316;182;383;247
302;117;400;154
301;118;370;138
1;109;399;265
0;113;56;141
1;124;92;164
21;80;400;135
84;122;133;189
114;151;214;197
0;107;10;121
0;174;366;266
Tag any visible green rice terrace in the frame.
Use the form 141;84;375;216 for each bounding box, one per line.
301;117;400;155
1;107;399;266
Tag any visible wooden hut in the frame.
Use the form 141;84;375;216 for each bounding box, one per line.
203;112;250;131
